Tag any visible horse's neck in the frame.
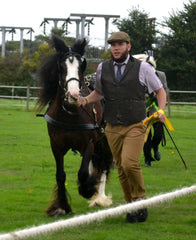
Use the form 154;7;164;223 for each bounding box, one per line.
47;88;63;110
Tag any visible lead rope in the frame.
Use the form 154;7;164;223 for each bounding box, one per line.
80;79;101;131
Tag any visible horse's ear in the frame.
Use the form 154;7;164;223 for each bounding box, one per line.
51;35;68;53
72;38;88;56
81;57;87;73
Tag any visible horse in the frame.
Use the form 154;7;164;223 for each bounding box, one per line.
36;35;113;217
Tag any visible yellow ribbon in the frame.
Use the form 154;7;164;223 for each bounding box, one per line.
143;110;175;142
158;109;175;131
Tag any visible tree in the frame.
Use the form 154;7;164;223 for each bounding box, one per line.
35;27;76;47
0;52;22;85
157;0;196;90
113;6;158;54
0;28;77;88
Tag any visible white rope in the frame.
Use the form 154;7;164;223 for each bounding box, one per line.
0;185;196;240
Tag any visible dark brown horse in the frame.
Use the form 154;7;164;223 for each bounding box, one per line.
37;35;113;217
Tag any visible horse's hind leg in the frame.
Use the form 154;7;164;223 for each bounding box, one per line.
46;150;72;217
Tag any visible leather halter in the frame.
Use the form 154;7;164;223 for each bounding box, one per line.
58;48;83;91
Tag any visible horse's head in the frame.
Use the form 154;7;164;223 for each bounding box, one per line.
52;35;87;104
133;53;156;70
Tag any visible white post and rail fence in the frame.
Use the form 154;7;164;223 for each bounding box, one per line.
0;85;196;116
0;85;40;112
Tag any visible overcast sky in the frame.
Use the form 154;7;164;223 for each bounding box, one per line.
0;0;190;46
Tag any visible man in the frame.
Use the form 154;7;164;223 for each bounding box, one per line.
144;67;168;166
78;31;166;223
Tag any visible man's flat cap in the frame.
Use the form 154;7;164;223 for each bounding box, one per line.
107;31;130;44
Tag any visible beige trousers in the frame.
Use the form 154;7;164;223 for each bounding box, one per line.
105;122;146;202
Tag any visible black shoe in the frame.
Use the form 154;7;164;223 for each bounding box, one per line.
145;161;152;167
145;156;154;167
154;149;161;161
126;208;148;223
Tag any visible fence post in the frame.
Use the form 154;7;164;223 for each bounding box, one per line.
26;85;30;112
167;89;171;118
12;86;14;99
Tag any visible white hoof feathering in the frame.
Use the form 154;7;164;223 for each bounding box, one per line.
53;208;66;217
88;171;112;207
88;193;112;207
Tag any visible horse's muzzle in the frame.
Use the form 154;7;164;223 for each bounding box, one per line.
65;91;80;104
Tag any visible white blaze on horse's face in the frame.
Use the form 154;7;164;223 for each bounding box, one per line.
65;56;80;103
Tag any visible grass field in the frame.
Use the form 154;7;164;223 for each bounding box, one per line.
0;99;196;240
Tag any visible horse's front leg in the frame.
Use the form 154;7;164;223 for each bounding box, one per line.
78;140;113;207
46;150;72;217
88;170;112;207
78;141;98;199
88;137;113;207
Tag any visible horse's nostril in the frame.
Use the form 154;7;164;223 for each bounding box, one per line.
70;95;78;102
66;94;78;104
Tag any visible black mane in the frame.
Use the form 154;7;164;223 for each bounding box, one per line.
36;35;87;110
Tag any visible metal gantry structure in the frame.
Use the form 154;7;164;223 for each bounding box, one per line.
40;17;94;39
0;26;34;57
70;13;120;51
0;13;120;57
41;14;120;51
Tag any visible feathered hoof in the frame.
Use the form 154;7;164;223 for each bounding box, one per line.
46;208;66;217
54;208;66;217
88;194;112;207
46;206;72;217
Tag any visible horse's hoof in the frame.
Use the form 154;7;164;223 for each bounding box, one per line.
88;194;112;207
47;208;72;217
53;208;66;217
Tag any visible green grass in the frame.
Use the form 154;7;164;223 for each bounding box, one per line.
0;99;196;240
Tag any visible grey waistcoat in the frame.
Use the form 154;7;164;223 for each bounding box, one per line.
101;57;146;126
